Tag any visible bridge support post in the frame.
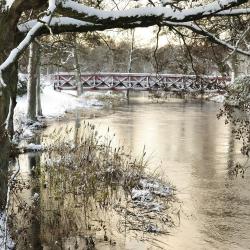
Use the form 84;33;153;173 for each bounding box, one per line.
126;89;130;100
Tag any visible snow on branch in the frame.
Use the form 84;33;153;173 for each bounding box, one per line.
165;21;250;56
18;17;93;34
0;0;57;89
216;7;250;15
4;0;15;9
17;0;250;36
18;13;250;58
58;0;248;23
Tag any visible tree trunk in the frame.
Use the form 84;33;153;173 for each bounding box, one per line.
73;37;82;96
0;124;9;210
126;29;135;100
0;11;22;207
5;62;18;138
27;42;40;121
127;29;135;74
0;12;20;165
228;53;243;84
36;43;43;117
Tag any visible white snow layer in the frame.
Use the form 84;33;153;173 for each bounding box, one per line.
25;143;43;151
15;83;102;121
209;94;225;103
62;0;241;21
5;0;14;9
18;17;92;33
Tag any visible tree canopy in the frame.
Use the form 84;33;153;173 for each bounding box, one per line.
1;0;250;88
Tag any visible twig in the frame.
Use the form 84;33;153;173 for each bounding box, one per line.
172;27;198;76
154;25;162;74
223;21;250;62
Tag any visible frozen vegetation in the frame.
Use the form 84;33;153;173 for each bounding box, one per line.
4;122;176;248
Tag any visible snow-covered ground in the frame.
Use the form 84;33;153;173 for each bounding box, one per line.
14;81;103;141
15;83;102;121
208;94;225;103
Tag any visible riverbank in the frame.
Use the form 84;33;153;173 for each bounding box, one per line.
13;82;104;142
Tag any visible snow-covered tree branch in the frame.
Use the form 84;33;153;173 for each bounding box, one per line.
0;0;56;88
15;0;250;61
164;21;250;56
1;0;250;82
56;0;248;23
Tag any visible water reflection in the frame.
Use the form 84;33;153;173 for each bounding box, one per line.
1;100;250;249
0;163;7;211
0;151;8;249
6;118;175;250
82;101;250;250
33;100;250;249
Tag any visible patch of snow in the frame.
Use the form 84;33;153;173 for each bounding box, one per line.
130;178;173;214
32;193;39;202
19;17;92;33
28;121;46;130
120;177;170;232
24;143;43;151
22;128;34;138
209;94;225;103
5;0;14;9
145;224;160;233
140;178;173;197
131;189;153;202
14;82;102;125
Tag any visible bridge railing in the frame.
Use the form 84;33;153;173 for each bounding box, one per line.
52;72;231;92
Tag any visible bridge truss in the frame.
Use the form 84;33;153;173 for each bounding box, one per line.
53;72;230;93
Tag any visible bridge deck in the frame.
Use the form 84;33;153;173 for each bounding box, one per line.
53;72;231;92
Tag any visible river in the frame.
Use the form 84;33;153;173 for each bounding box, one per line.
2;98;250;249
82;100;250;250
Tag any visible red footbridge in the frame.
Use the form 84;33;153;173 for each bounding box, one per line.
53;72;231;93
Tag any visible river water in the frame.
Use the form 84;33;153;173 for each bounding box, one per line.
80;99;250;250
2;98;250;250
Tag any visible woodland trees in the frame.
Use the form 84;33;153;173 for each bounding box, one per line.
41;38;228;75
